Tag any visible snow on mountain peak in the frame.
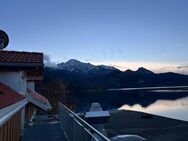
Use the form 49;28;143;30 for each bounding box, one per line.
57;59;118;74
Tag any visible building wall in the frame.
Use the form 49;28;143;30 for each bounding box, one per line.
0;71;27;96
0;111;21;141
27;81;35;91
25;103;37;127
20;71;27;96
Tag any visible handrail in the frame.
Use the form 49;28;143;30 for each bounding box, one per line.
59;102;111;141
0;99;27;127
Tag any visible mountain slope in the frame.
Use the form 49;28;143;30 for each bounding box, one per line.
43;65;188;91
57;59;119;75
57;59;95;74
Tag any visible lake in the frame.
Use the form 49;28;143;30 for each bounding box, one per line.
119;95;188;121
74;87;188;122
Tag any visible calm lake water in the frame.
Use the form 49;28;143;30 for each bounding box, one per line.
74;87;188;122
117;89;188;122
119;95;188;121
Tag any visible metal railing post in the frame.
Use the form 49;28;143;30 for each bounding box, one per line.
58;102;111;141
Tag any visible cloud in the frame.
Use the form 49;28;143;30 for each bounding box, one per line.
44;54;57;67
43;54;188;75
44;54;50;62
111;65;129;70
91;60;188;75
155;65;188;75
177;66;188;69
175;66;188;74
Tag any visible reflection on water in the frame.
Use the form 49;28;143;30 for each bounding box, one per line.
75;87;188;121
149;89;188;93
119;96;188;121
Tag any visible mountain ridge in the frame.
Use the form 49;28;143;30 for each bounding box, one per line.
56;59;119;75
43;68;188;92
48;59;188;75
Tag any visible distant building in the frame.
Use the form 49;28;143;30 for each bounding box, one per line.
0;51;51;141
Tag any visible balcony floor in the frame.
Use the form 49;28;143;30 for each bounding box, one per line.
22;115;67;141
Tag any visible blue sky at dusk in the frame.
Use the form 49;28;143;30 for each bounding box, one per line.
0;0;188;73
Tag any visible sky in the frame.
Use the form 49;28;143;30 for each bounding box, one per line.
0;0;188;74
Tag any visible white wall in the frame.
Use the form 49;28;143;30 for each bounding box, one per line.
27;81;35;91
0;71;27;96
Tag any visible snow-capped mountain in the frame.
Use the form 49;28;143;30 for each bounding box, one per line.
57;59;118;74
57;59;95;73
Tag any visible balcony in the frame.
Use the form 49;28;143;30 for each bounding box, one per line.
22;102;111;141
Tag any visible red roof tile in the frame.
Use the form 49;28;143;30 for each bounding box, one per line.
27;89;49;104
0;50;43;64
0;82;25;109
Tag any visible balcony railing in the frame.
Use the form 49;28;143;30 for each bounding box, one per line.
0;99;27;127
58;102;111;141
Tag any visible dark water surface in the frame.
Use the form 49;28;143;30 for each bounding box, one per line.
74;87;188;121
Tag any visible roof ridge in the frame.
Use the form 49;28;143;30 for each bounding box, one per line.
1;50;43;54
0;50;43;65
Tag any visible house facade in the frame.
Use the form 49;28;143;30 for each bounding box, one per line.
0;51;51;141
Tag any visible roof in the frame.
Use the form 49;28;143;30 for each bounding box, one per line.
27;89;51;111
0;50;43;67
27;89;48;104
0;82;25;109
0;50;44;79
